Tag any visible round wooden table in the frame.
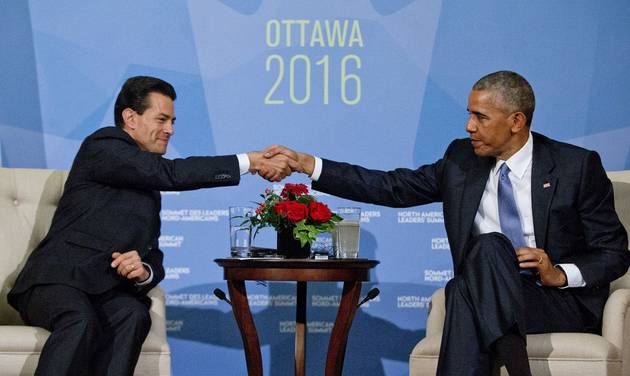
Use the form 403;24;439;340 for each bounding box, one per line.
214;258;379;376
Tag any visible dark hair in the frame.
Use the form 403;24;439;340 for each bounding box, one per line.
114;76;176;127
472;71;535;127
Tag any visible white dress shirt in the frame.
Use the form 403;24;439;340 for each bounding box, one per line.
311;132;585;288
237;153;251;175
135;262;154;286
473;132;536;245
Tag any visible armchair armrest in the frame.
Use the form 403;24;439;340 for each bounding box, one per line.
142;286;169;353
426;288;446;337
601;289;630;376
148;286;166;319
602;289;630;350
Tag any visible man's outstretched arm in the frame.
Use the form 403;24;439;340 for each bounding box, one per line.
261;144;443;208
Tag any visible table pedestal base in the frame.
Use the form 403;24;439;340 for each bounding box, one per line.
216;258;378;376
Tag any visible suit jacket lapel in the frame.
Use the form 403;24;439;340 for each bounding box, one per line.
457;156;492;260
531;133;557;250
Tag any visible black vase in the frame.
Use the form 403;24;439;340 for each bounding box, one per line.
276;229;311;259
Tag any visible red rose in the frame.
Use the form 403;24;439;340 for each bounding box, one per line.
274;201;289;215
285;202;309;223
281;183;309;198
309;201;332;223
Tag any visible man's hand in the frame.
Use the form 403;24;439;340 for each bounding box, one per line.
263;145;315;176
516;247;567;287
247;151;298;182
111;250;150;283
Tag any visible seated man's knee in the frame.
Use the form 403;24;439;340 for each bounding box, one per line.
125;305;152;335
466;232;515;264
474;232;512;249
468;232;514;255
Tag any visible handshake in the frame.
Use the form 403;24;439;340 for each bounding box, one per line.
246;145;315;182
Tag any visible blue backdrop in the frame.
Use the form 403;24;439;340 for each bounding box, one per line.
2;1;629;375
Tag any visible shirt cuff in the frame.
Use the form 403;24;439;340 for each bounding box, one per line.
135;262;154;286
556;263;586;288
237;153;250;175
310;157;323;181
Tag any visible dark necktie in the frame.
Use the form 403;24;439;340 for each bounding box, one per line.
498;163;526;249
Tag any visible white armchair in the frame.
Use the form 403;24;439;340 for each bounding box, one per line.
410;170;630;376
0;168;171;375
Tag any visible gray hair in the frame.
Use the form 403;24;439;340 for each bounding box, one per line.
472;71;535;127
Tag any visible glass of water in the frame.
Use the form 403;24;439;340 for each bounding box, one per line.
334;207;361;258
229;206;253;258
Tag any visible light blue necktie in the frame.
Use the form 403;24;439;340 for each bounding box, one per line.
498;163;526;249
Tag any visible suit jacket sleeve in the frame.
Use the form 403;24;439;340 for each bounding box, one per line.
81;131;240;191
312;142;459;207
569;151;629;287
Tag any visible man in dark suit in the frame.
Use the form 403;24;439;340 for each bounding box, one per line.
264;71;630;375
8;76;295;376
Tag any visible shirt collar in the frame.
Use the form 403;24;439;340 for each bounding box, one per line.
492;131;533;179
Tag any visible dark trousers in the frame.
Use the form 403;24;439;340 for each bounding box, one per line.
15;284;152;376
436;233;598;376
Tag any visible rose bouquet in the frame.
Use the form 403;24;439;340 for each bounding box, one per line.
248;183;342;247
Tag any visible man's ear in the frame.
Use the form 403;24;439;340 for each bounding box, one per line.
510;111;527;133
122;108;136;130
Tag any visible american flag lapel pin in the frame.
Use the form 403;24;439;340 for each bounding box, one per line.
543;182;551;189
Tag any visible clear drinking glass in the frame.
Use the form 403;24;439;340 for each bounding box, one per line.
229;206;253;258
311;231;333;259
334;207;361;258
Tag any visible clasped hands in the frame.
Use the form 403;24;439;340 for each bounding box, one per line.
247;145;314;182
